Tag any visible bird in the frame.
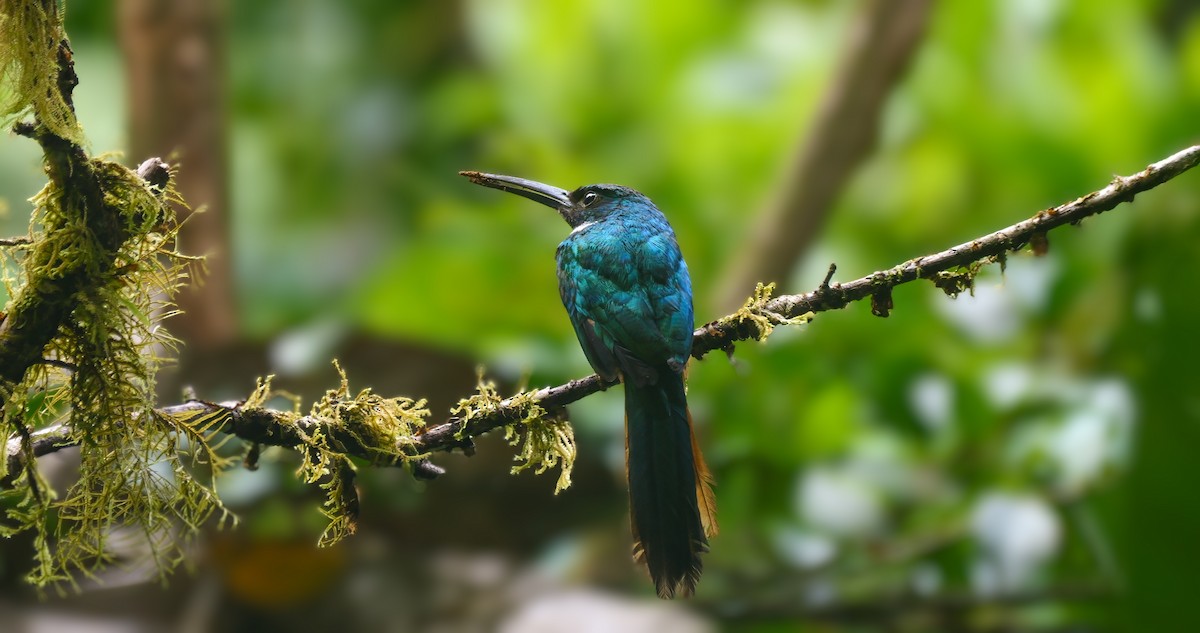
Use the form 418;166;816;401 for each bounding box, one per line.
461;171;717;598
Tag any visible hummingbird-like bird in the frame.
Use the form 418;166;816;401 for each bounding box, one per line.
461;171;718;598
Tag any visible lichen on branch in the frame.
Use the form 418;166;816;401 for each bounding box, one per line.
712;282;813;344
2;0;1200;591
0;152;233;588
451;371;576;494
0;0;82;145
280;362;430;545
0;2;233;589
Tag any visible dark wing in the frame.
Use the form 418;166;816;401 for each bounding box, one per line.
558;268;623;382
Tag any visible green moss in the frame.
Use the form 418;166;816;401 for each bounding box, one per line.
0;151;236;590
0;1;83;145
307;361;430;466
932;262;984;298
718;282;812;343
252;362;432;547
452;371;576;494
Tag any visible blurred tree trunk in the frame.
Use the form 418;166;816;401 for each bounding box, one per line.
713;0;933;311
1119;210;1200;631
119;0;237;348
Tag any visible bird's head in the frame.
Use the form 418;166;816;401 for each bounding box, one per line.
460;171;650;229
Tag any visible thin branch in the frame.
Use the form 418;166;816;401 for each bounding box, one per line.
441;143;1200;411
2;423;77;488
4;144;1200;483
33;358;78;372
697;144;1200;356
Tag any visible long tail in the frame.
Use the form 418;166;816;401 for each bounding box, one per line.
625;370;718;599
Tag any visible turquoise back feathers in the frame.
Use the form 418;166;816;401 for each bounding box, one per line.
462;172;717;598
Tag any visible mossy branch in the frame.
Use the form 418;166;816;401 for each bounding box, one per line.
7;144;1200;489
229;141;1200;453
694;144;1200;357
0;92;106;399
1;13;1196;581
0;1;82;144
0;4;230;589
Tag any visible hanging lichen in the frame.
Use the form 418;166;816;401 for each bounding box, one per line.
0;155;240;589
0;0;580;590
505;404;576;494
283;362;431;546
931;262;983;298
1;103;224;591
451;372;576;494
0;0;83;145
0;0;243;589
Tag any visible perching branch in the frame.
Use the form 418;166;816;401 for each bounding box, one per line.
694;144;1200;357
5;144;1198;482
434;143;1200;443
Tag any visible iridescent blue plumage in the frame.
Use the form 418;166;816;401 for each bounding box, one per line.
462;172;717;598
556;186;694;385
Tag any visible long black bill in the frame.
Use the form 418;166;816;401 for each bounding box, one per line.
460;171;571;210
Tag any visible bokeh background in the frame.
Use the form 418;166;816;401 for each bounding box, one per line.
2;0;1199;631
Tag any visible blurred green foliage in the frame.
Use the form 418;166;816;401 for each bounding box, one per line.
1;0;1199;630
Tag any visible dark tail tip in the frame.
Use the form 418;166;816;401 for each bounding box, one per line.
639;539;707;599
625;373;713;599
652;544;705;599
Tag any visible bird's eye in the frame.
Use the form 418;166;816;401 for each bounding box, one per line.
581;191;599;207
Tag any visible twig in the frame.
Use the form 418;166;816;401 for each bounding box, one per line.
696;144;1200;357
2;423;77;488
3;144;1200;483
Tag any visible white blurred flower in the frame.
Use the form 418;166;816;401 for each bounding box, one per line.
910;373;954;433
1050;379;1134;493
936;282;1019;342
970;492;1061;594
911;563;943;597
270;318;346;375
983;363;1036;408
773;527;837;570
799;467;883;537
